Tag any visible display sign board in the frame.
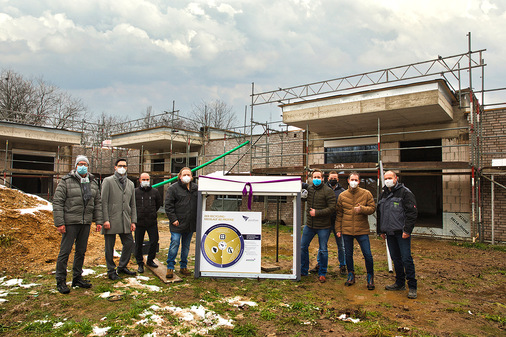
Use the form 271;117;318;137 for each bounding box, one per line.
200;211;262;273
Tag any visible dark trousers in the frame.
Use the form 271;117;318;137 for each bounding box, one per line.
134;224;159;264
104;233;134;275
386;232;417;289
55;224;91;281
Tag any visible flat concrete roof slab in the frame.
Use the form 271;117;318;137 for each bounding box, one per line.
281;80;456;135
0;122;81;150
111;127;202;152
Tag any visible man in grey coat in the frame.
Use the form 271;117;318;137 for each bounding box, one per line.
53;155;103;294
101;158;137;280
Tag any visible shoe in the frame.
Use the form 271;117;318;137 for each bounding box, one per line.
340;266;347;275
108;272;122;281
137;264;144;273
367;274;375;290
72;277;92;289
344;272;355;286
146;260;158;268
309;264;319;273
319;275;326;283
117;268;136;276
180;268;192;276
166;269;173;279
56;280;70;294
385;283;406;291
408;288;417;299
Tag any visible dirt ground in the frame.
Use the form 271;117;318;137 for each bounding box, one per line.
0;186;505;336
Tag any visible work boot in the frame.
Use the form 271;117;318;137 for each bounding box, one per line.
366;274;375;290
385;283;406;291
309;264;319;273
108;272;121;281
166;269;173;279
408;288;417;299
56;280;70;294
180;268;192;276
137;263;144;273
344;272;355;286
340;266;347;275
117;267;136;276
72;277;92;289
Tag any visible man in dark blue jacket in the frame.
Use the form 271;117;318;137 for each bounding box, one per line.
134;173;162;273
377;171;418;299
165;167;198;279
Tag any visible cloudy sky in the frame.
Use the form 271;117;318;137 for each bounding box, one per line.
1;0;505;125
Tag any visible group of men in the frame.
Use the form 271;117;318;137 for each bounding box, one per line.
53;155;418;300
302;169;418;299
53;156;197;294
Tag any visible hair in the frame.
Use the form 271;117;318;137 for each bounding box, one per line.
115;158;127;166
178;167;192;178
348;171;360;180
311;169;322;177
328;171;338;176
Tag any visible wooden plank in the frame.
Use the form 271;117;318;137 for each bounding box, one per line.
261;264;281;272
142;256;183;284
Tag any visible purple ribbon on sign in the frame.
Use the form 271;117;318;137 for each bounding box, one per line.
200;175;301;210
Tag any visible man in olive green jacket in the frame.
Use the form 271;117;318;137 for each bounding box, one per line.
101;158;137;280
53;155;103;294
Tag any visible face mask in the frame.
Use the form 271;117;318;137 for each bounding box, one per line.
140;181;150;188
181;176;191;184
76;165;88;175
385;179;395;188
329;179;337;186
349;181;359;189
312;178;322;187
116;167;127;175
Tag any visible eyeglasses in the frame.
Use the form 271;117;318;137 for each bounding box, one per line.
116;165;127;168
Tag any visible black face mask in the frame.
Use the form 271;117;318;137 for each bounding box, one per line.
329;179;338;186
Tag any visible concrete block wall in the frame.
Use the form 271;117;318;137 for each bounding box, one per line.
480;108;506;243
442;138;471;213
381;142;400;162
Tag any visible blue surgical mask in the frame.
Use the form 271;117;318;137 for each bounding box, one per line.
313;178;322;186
77;165;88;175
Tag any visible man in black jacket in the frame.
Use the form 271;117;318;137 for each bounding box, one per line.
377;171;418;299
165;167;198;279
134;173;162;273
53;155;103;294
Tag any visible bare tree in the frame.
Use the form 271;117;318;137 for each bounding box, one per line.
188;99;238;130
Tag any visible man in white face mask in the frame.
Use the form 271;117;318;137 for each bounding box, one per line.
377;171;418;299
101;158;137;280
164;167;198;279
134;173;162;273
336;172;376;290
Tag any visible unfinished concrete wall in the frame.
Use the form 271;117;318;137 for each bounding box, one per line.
442;138;471;213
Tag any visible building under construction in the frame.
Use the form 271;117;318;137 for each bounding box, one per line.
0;47;504;244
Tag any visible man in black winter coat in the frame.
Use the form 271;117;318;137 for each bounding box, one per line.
164;167;198;279
134;173;162;273
377;171;418;299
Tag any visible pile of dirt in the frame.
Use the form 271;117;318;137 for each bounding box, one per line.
0;186;105;276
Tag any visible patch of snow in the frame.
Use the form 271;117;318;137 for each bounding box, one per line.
82;269;96;276
225;296;258;307
99;292;111;298
337;313;360;323
0;299;7;303
91;326;111;336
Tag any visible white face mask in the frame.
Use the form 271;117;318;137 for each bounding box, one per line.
181;176;191;184
116;167;127;175
140;181;150;188
349;181;359;189
385;179;395;188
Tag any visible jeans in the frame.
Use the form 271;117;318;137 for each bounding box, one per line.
301;226;331;276
134;224;159;264
166;231;193;270
317;226;346;268
55;224;90;281
342;234;374;276
386;233;417;289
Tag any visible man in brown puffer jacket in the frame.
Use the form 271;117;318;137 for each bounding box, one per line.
336;172;376;290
